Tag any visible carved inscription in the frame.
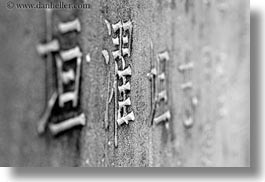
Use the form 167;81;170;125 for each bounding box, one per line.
147;49;171;129
36;10;85;136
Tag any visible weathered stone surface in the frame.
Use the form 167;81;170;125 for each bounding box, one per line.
0;0;249;167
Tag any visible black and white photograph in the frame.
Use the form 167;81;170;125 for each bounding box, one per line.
0;0;250;169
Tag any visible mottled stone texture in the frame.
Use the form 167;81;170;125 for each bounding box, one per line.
0;0;249;167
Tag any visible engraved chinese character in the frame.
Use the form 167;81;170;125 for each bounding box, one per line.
148;49;171;129
36;9;85;136
178;48;196;129
106;19;134;147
